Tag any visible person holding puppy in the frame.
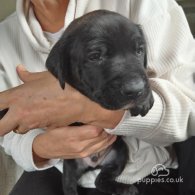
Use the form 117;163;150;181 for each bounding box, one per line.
0;0;194;195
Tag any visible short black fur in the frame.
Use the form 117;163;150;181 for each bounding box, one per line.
46;10;154;195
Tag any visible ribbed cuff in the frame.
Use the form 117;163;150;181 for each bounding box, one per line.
105;91;164;140
19;129;60;171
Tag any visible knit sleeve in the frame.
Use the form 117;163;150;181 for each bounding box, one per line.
0;130;60;171
106;3;195;146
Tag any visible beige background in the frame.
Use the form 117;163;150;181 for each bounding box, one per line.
0;0;16;21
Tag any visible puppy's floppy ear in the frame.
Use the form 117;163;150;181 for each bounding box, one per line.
46;40;70;89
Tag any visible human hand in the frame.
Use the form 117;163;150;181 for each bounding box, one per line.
0;65;83;135
32;125;117;163
0;65;124;135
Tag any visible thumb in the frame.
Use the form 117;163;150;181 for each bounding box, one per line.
16;64;31;82
16;64;47;82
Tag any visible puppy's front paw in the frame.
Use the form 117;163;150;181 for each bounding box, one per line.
130;92;154;117
121;185;139;195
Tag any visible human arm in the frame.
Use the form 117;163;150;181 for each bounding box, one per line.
0;65;124;135
0;63;48;171
0;63;116;171
0;124;116;171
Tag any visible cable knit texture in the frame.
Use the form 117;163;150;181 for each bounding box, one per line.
0;0;195;193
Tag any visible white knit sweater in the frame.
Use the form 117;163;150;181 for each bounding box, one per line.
0;0;195;193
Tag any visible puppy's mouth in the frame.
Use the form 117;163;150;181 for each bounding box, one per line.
99;101;135;110
92;87;152;111
92;92;142;110
122;102;135;110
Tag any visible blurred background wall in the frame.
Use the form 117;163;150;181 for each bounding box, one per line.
177;0;195;36
0;0;16;21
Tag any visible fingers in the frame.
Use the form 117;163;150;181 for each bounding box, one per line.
0;108;8;120
0;108;30;135
0;111;18;136
16;65;29;82
0;89;12;109
63;125;117;158
32;125;117;160
82;129;113;149
77;134;117;158
66;125;105;140
12;124;29;135
16;65;48;83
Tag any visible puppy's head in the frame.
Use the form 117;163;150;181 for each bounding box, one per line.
46;10;153;115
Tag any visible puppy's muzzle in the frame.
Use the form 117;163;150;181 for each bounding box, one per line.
120;78;146;99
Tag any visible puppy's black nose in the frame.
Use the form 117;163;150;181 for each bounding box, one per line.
121;79;145;99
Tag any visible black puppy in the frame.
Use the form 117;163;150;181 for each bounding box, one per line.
46;10;154;195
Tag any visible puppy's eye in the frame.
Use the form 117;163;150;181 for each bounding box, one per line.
136;46;144;56
88;52;101;61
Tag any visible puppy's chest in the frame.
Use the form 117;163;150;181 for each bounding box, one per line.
76;146;117;170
